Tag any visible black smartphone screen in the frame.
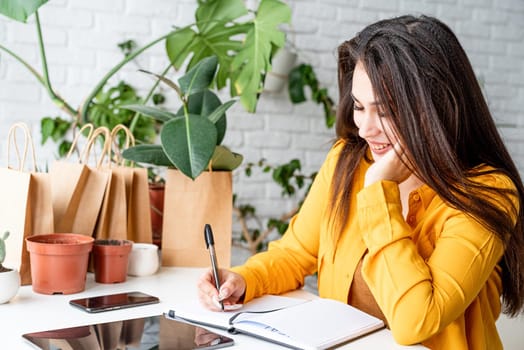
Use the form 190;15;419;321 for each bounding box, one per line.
69;291;159;313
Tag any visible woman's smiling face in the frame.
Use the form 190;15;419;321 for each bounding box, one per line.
352;61;399;161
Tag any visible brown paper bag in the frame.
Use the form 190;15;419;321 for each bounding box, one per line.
50;124;110;236
91;127;128;240
1;123;54;285
110;125;152;243
161;170;232;267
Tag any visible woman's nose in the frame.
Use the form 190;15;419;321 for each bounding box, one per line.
357;113;380;139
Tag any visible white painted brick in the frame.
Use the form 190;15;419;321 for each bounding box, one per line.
292;133;333;150
1;42;39;62
459;21;491;38
267;115;310;133
228;113;266;131
288;17;319;35
337;8;379;25
71;0;125;12
293;3;337;21
96;13;151;35
320;21;362;39
45;46;96;66
362;0;399;11
38;7;94;28
495;0;524;12
246;131;291;149
462;38;507;55
126;0;179;16
68;29;124;51
256;94;294;114
173;3;199;27
490;55;523;71
462;0;492;7
491;25;523;41
0;83;41;102
261;148;305;166
399;1;439;14
509;42;524;57
473;8;510;24
437;5;474;20
295;34;340;51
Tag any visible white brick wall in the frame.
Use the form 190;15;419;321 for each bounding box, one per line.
1;0;524;227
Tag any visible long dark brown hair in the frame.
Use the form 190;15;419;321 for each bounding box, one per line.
332;15;524;316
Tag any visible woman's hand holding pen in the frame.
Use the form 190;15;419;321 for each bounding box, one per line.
197;268;246;311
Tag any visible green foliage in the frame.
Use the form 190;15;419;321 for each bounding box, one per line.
117;39;137;57
288;64;337;128
0;231;9;267
0;0;48;22
40;80;163;158
122;56;242;179
165;0;291;112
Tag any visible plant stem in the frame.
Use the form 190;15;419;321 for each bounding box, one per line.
80;32;174;124
129;63;173;135
35;11;77;117
0;44;45;85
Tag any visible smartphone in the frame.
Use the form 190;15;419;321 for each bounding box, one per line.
69;291;159;313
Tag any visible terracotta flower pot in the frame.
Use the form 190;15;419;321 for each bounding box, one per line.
149;183;165;249
26;233;94;295
93;239;133;284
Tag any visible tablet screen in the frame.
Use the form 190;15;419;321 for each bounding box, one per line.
22;315;234;350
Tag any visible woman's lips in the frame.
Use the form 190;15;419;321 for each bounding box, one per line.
368;142;392;155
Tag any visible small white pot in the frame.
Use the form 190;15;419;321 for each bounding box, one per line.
264;47;298;92
0;268;20;304
127;243;160;277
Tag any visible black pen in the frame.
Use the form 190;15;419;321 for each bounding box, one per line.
204;224;224;311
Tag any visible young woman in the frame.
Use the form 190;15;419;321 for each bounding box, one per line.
197;15;524;349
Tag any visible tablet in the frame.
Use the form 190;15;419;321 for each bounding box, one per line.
69;291;160;313
22;314;235;350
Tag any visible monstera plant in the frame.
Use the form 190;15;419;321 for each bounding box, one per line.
0;0;291;158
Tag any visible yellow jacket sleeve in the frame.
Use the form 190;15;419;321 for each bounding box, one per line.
357;179;507;345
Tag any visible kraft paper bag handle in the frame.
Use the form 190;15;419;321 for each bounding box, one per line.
65;123;95;162
84;126;112;168
7;122;37;173
110;124;135;167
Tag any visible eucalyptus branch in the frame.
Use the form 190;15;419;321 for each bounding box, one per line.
80;31;175;123
35;11;77;116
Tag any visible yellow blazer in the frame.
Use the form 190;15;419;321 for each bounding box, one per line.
233;140;515;349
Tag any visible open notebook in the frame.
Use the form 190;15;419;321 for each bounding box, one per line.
167;295;384;350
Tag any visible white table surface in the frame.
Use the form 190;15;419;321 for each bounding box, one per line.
1;267;426;349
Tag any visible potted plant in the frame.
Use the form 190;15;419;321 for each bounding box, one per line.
0;231;20;304
25;233;94;295
121;56;243;267
92;239;133;284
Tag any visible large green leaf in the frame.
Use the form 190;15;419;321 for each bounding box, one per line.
178;56;218;96
175;90;228;145
122;144;173;167
0;0;48;22
165;0;249;89
231;0;291;112
121;104;177;123
160;115;217;179
210;145;243;171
